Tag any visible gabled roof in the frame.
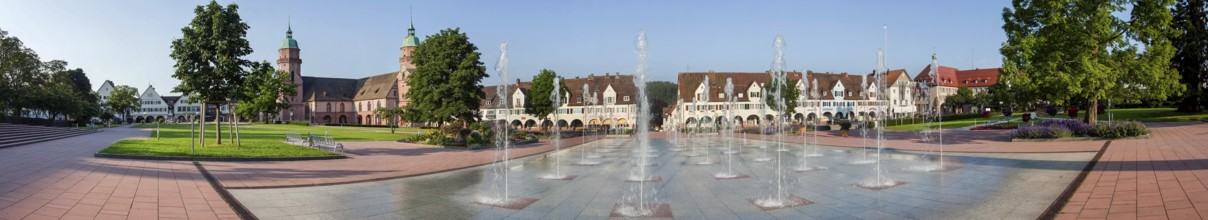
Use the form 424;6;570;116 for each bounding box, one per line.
302;77;359;101
914;64;960;87
954;68;1000;87
677;71;804;103
353;72;399;101
564;73;637;106
161;96;181;106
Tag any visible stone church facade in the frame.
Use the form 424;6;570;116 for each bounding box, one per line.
275;21;421;126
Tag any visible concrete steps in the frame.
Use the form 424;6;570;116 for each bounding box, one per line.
0;123;98;149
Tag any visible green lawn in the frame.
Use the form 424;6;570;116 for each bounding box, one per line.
885;115;1010;131
101;123;426;158
1079;108;1208;122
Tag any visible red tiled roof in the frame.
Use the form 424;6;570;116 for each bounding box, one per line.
954;68;1000;87
914;64;960;87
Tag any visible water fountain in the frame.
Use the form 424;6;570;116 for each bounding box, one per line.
668;99;685;152
910;53;948;172
540;79;575;180
475;42;537;209
750;35;811;210
856;49;902;190
850;69;876;165
612;29;670;218
715;78;748;179
751;77;773;162
794;74;824;172
693;76;715;165
575;84;603;166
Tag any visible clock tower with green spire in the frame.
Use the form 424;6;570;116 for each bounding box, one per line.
397;10;421;109
277;20;305;122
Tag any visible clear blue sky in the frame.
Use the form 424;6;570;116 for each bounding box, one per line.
0;0;1009;95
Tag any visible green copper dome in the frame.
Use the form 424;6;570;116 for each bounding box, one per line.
402;22;420;47
281;26;299;49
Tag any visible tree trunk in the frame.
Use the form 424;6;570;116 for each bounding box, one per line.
200;103;206;147
215;104;222;145
1088;99;1099;126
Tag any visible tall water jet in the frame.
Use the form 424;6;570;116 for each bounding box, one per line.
911;52;948;172
540;79;574;180
849;67;875;165
575;84;603;166
715;78;747;179
751;76;773;162
857;49;902;190
693;76;715;165
475;42;537;209
668;99;685;152
750;35;811;210
613;29;670;218
794;74;823;172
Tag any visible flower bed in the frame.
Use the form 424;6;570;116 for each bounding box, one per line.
1011;119;1148;139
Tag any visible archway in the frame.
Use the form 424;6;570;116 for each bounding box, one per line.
747;115;760;125
570;119;583;129
684;117;696;126
524;119;537;129
700;116;712;125
176;116;185;122
822;112;833;123
135;116;144;123
588;119;600;126
869;111;877;118
557;120;569;129
793;113;804;124
617;118;628;127
541;120;553;130
511;120;523;128
339;115;347;124
155;116;164;123
322;115;331;124
734;116;744;128
807;113;817;122
357;115;363;124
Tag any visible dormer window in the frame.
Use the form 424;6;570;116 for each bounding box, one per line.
623;96;630;102
717;93;724;99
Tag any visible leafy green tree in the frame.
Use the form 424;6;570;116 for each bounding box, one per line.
1174;0;1207;112
1000;0;1183;125
945;86;975;113
645;81;678;105
525;69;567;121
106;85;140;123
407;28;488;128
763;78;799;115
236;61;296;123
0;28;49;118
374;107;406;133
169;0;253;145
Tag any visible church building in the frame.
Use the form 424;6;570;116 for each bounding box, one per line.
275;19;421;126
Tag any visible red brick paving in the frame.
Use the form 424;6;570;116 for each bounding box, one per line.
1056;122;1208;219
201;135;593;189
0;126;238;220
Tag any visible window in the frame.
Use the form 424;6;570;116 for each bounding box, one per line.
624;96;630;102
326;103;332;112
717;93;724;99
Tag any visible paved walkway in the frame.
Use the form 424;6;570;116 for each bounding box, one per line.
738;128;1104;153
201;135;592;189
0;126;238;220
1057;122;1208;219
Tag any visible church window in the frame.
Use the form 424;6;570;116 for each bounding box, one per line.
326;103;331;112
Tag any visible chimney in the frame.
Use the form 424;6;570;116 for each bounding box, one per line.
516;78;521;85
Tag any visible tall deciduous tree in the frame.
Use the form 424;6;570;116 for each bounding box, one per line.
169;0;253;145
1000;0;1183;125
107;85;140;123
763;78;799;114
1174;0;1207;112
0;28;48;118
945;86;976;113
236;61;296;123
644;81;678;105
525;69;566;121
407;28;487;127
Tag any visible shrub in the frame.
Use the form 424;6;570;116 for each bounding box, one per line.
838;120;852;130
1012;125;1073;139
1035;119;1092;136
287;121;309;126
1092;121;1149;138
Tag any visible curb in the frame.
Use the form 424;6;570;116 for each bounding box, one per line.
94;153;346;161
1037;140;1112;220
193;162;258;220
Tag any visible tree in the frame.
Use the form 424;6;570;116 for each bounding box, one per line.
645;81;678;105
374;107;406;133
1174;0;1207;112
525;69;567;121
106;85;140;123
406;28;488;128
235;61;296;123
0;28;49;118
169;0;253;145
945;86;976;113
763;78;799;114
1000;0;1183;125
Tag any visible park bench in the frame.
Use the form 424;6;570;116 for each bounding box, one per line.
309;134;344;153
285;132;306;144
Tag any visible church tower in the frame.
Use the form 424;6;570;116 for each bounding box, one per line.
397;12;421;108
277;22;305;121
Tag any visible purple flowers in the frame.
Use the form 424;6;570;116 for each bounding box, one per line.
1013;119;1148;139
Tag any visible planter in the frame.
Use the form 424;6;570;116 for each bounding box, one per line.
840;130;849;137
